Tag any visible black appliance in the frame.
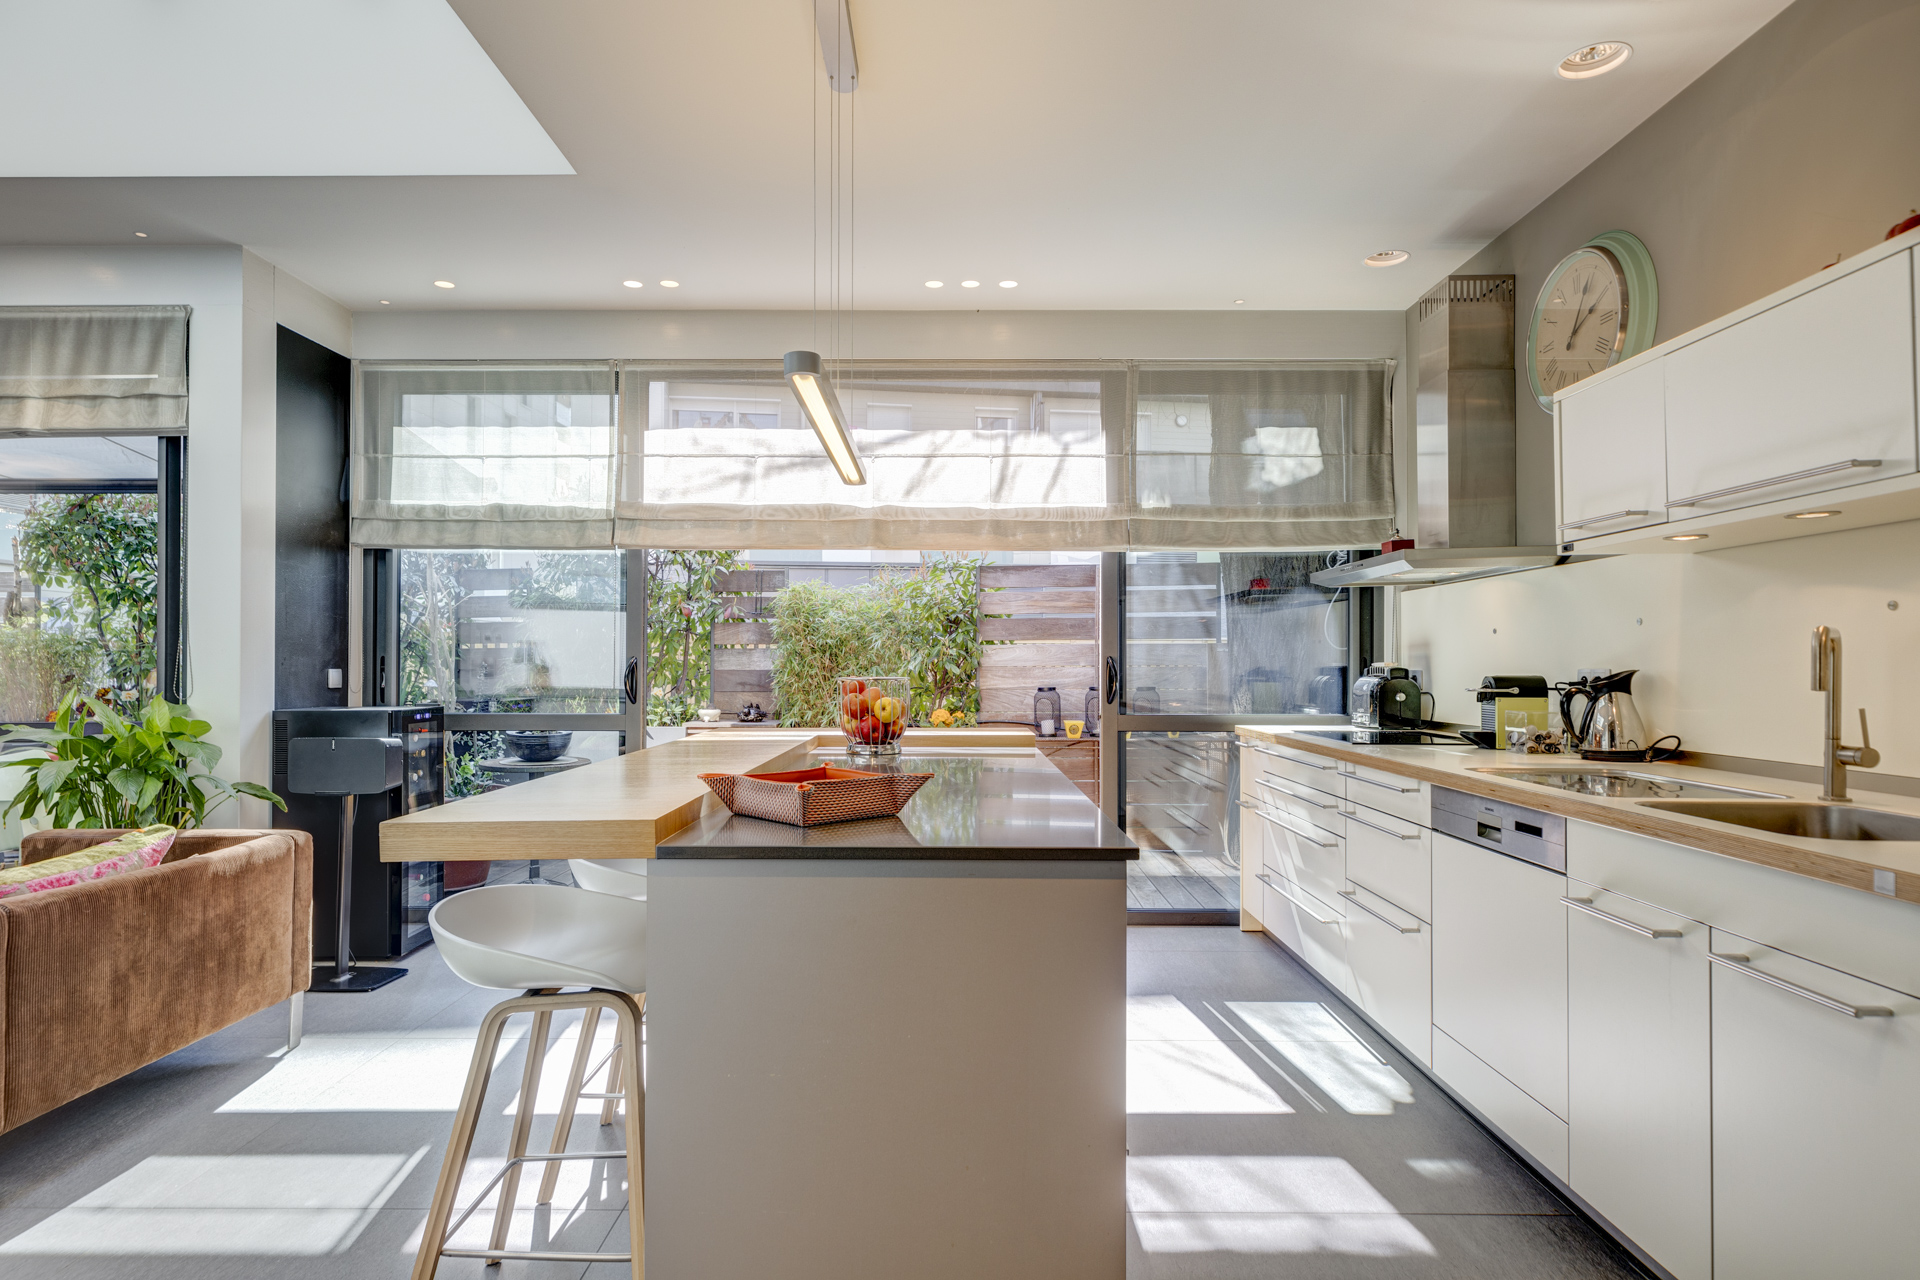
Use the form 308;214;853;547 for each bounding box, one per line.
1351;663;1425;731
273;705;446;963
1299;728;1464;745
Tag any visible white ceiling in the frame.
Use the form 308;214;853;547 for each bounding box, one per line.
0;1;570;177
0;0;1794;312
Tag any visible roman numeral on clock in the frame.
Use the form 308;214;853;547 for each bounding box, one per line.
1594;332;1614;354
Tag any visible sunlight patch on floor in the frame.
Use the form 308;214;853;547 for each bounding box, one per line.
1224;1001;1414;1115
1128;1156;1437;1257
0;1152;423;1256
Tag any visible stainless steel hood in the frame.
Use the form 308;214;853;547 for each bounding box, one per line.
1314;273;1601;590
1312;545;1573;587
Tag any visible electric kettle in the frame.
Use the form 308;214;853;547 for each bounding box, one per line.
1559;670;1651;760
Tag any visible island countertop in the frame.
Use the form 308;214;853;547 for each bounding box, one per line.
378;728;1096;862
657;749;1136;860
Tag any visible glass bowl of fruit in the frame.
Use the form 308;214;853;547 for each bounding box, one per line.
838;676;910;756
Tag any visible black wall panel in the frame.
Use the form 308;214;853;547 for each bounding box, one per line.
275;326;351;708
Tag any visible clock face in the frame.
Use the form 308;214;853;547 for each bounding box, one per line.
1530;246;1628;406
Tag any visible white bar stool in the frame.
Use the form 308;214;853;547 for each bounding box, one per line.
569;857;648;899
412;884;647;1280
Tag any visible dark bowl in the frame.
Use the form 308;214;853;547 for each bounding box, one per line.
1459;729;1500;750
503;730;572;763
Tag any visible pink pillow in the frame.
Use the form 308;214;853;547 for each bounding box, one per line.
0;826;177;900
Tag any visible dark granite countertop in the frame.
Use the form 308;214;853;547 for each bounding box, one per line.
655;750;1139;860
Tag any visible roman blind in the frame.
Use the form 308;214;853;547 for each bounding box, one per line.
353;363;615;548
1132;363;1394;548
0;306;190;435
353;358;1393;550
614;363;1131;550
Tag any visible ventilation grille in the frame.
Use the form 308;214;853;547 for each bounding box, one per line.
1420;275;1516;320
272;718;289;787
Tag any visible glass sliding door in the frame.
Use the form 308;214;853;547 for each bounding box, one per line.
1114;550;1367;922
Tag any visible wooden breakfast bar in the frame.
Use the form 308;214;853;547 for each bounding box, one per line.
381;729;1137;1280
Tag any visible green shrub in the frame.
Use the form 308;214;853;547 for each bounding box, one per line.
769;557;983;727
0;625;100;722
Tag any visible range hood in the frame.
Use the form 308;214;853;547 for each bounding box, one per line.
1313;274;1598;589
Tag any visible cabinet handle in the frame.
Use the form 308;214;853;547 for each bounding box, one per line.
1259;874;1341;926
1341;768;1419;794
1251;744;1334;771
1707;952;1893;1019
1558;509;1651;531
1669;458;1882;508
1257;776;1337;809
1562;897;1683;939
1339;888;1421;933
1239;800;1339;849
1341;807;1420;840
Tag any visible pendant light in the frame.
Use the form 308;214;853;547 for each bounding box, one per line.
785;0;864;485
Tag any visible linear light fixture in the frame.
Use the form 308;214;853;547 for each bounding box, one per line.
784;350;865;485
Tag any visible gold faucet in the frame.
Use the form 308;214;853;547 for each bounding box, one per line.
1812;625;1879;801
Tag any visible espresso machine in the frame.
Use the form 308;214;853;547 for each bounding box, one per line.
1352;664;1425;731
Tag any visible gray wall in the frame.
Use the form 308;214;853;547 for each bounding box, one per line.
1412;0;1920;544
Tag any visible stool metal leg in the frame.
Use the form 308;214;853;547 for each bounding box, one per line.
486;1002;554;1263
538;1005;602;1204
410;997;522;1280
600;1039;624;1126
615;991;647;1274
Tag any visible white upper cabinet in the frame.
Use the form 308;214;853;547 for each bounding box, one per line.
1664;251;1917;514
1557;359;1666;542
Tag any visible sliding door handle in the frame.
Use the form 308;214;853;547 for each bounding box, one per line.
623;657;639;705
1105;655;1119;705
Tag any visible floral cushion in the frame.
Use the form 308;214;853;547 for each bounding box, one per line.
0;825;178;900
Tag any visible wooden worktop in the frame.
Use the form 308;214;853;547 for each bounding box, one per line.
1237;726;1920;907
380;728;1039;863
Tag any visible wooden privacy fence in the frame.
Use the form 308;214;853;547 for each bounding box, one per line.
708;568;784;718
978;564;1100;801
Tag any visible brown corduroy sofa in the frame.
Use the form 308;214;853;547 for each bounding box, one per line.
0;827;312;1136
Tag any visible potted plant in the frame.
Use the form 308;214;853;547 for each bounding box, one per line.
1;692;285;830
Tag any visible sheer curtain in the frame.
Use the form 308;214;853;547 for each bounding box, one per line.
614;363;1130;550
353;363;616;548
0;306;189;435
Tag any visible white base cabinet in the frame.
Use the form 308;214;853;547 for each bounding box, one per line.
1709;931;1920;1280
1431;832;1569;1119
1342;880;1430;1066
1565;882;1711;1280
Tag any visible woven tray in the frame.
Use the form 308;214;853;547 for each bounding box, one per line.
699;765;933;827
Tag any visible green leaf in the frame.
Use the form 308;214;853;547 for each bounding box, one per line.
175;738;219;770
107;766;150;806
233;781;289;811
36;758;76;793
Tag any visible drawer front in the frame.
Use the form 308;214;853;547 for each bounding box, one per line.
1258;869;1351;998
1557;360;1668;541
1343;802;1432;922
1339;760;1430;825
1254;805;1346;907
1342;880;1432;1066
1242;739;1343;794
1248;772;1343;837
1434;1027;1569;1182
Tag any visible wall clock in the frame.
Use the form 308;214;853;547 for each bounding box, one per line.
1526;229;1658;411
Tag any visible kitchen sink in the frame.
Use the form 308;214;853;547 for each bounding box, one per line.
1636;800;1920;841
1469;768;1783;800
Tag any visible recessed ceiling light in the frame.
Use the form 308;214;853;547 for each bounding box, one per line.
999;280;1018;288
622;280;643;289
660;280;679;288
925;280;944;288
1786;510;1840;519
133;231;148;238
961;280;980;288
1235;299;1246;305
1364;251;1410;268
1558;41;1633;79
379;300;390;305
433;280;456;289
1665;533;1708;542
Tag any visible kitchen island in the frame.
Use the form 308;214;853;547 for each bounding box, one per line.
382;733;1135;1280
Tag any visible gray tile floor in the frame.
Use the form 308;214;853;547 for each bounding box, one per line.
0;907;1643;1278
1126;926;1647;1279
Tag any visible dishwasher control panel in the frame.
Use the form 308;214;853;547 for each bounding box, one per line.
1432;786;1566;873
